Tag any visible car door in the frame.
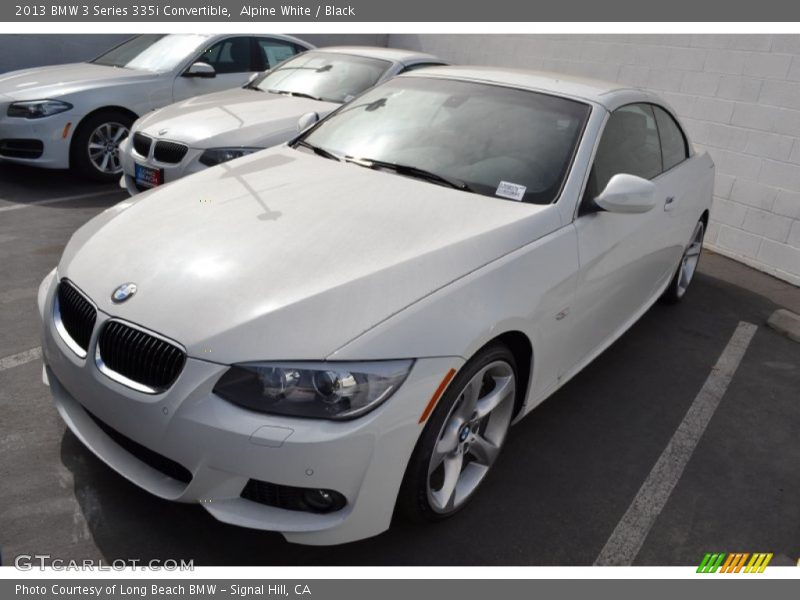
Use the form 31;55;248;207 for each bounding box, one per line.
651;104;699;256
564;103;678;373
172;36;260;101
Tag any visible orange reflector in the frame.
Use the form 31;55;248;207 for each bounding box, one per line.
418;368;457;424
61;122;72;139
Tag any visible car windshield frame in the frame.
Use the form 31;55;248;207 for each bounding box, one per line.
90;34;209;73
294;76;593;205
250;51;394;104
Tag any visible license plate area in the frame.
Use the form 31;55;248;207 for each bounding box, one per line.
134;163;164;188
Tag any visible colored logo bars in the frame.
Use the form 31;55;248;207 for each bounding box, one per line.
697;552;773;573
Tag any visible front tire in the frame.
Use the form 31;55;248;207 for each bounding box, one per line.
70;110;133;182
397;343;517;523
662;219;705;304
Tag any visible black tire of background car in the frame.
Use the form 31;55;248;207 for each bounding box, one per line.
70;109;134;183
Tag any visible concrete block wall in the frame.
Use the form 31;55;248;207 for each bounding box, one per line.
389;34;800;286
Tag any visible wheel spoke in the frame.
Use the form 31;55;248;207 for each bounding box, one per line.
474;375;514;419
469;433;500;466
100;153;110;171
680;262;692;289
433;453;463;511
456;377;481;420
431;420;461;471
112;127;127;142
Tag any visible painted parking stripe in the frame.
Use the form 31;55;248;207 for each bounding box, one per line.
0;347;42;372
594;321;758;566
0;190;122;213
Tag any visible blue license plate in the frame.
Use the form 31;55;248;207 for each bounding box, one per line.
134;163;163;188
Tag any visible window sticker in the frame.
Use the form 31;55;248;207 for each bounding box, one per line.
496;181;527;201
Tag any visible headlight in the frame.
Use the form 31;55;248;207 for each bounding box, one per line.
213;360;414;420
7;99;73;119
199;147;262;167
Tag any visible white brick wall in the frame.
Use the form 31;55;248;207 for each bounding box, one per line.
389;34;800;286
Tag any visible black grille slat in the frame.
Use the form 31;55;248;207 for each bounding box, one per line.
57;281;97;354
85;409;192;484
153;141;188;164
241;480;346;514
132;133;152;157
98;321;185;392
0;138;44;159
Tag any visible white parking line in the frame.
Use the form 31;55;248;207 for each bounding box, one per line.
0;347;42;372
0;190;122;214
594;321;758;566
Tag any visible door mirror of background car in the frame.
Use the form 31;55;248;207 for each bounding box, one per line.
594;173;657;214
183;62;216;78
297;112;320;132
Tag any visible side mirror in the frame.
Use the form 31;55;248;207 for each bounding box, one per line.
182;62;216;78
594;173;657;214
297;111;319;132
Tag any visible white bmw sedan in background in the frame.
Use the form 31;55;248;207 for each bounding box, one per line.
119;47;445;195
38;67;713;545
0;33;312;181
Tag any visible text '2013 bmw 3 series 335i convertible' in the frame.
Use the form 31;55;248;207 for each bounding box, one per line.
39;66;713;545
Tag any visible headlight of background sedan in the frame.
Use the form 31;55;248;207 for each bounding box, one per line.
7;99;73;119
199;147;263;167
213;360;414;420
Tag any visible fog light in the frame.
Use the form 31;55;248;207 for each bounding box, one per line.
303;488;346;513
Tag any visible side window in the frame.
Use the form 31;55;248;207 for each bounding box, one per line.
654;105;689;171
589;103;663;199
201;37;254;74
257;38;302;70
398;62;447;74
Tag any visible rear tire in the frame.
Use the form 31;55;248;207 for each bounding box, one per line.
662;219;705;304
397;343;517;523
70;110;133;182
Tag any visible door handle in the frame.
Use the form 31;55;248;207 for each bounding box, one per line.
664;196;675;211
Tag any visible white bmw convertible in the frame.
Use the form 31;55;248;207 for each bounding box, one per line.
38;66;713;545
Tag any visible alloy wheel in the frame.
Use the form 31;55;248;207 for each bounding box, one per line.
677;221;704;298
87;121;129;175
426;360;515;514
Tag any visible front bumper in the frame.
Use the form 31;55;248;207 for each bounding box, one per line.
0;112;74;169
119;136;205;196
39;271;461;545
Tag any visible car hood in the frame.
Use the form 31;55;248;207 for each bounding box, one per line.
59;148;561;363
135;88;340;148
0;62;157;101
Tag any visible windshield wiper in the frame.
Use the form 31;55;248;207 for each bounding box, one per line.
244;82;264;91
267;89;325;102
295;140;341;162
345;157;474;192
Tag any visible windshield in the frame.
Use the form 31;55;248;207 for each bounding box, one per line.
252;51;392;103
300;77;591;204
91;34;208;72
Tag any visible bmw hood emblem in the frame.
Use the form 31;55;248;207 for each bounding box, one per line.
111;282;137;303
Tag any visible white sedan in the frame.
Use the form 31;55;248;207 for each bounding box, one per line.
38;67;713;545
119;47;445;195
0;33;312;181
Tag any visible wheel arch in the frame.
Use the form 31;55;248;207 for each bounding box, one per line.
69;105;139;165
476;330;533;418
